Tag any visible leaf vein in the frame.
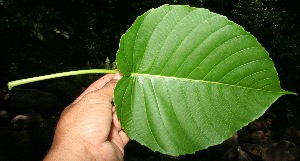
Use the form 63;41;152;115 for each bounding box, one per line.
193;85;211;143
153;78;192;152
164;79;198;149
135;8;173;72
201;37;258;80
186;23;234;78
138;77;164;152
178;80;200;147
236;69;268;85
131;74;285;94
147;10;197;73
158;15;219;75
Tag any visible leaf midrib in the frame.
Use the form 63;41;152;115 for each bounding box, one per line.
130;73;287;94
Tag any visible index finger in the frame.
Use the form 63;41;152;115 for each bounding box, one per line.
85;74;115;93
73;72;122;104
73;74;114;104
86;71;122;93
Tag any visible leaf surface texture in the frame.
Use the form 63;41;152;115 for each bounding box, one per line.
115;5;292;155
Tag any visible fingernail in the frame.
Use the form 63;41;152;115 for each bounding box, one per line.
113;71;122;80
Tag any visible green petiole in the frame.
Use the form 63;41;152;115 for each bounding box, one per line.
7;69;116;90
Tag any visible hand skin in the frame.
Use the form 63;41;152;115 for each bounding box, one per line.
44;73;129;161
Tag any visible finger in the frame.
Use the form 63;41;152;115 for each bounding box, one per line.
74;74;114;103
65;81;117;141
111;106;129;146
109;127;128;155
113;71;122;80
95;79;118;102
73;72;123;104
111;106;121;129
90;71;122;102
78;79;118;106
119;130;130;145
110;107;129;150
89;71;121;93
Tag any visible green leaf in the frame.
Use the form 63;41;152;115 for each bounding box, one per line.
114;4;294;156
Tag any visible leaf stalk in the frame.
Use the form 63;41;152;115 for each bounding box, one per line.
7;69;116;90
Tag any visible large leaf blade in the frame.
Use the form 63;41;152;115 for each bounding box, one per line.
115;5;293;155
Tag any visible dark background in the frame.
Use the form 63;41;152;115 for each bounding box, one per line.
0;0;299;160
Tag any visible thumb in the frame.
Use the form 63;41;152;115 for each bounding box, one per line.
79;79;118;105
95;78;118;102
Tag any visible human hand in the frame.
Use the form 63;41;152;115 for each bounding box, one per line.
44;72;129;161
